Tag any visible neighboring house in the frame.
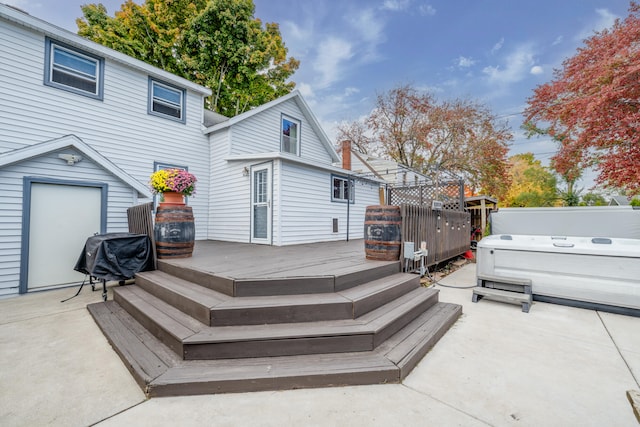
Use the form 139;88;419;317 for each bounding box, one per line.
609;195;630;206
343;145;431;187
0;4;379;297
205;93;381;246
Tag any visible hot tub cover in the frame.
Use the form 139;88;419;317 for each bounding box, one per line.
74;233;154;281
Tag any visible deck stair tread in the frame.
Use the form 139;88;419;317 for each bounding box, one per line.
159;258;400;296
87;298;461;397
186;287;438;344
114;286;205;341
133;271;420;326
135;270;229;325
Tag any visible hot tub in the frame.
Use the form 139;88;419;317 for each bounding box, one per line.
476;234;640;315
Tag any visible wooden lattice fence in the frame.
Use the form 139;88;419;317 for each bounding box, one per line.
400;203;471;270
388;179;465;211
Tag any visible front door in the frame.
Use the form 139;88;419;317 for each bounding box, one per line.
250;163;272;244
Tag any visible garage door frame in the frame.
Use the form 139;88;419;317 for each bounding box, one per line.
19;176;108;294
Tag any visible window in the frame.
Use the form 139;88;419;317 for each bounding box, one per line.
332;175;354;203
281;116;300;155
152;162;189;210
44;38;104;99
149;78;185;122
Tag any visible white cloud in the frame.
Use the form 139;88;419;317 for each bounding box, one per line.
483;44;536;84
297;82;315;99
530;65;544;75
491;38;504;54
381;0;411;11
552;35;563;46
456;56;476;68
344;87;360;96
575;8;619;41
419;4;436;16
313;37;354;88
349;8;385;45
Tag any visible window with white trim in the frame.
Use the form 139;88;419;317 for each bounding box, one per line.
149;78;185;122
44;38;103;99
332;175;354;203
281;116;300;155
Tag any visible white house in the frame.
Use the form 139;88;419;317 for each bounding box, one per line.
0;4;380;297
205;93;381;246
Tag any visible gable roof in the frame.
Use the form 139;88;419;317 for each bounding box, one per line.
203;90;340;163
0;135;152;197
0;4;211;96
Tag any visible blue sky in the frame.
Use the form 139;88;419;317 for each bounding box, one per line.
5;0;633;189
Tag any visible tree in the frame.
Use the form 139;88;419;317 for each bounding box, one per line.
523;2;640;195
335;120;372;154
580;192;607;206
77;0;298;115
352;84;512;199
502;153;557;207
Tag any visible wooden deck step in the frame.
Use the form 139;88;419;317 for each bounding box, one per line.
112;284;440;360
113;286;205;356
135;270;230;325
182;287;439;360
136;270;419;326
87;298;461;397
157;258;401;297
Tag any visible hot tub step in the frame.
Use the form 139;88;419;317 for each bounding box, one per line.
472;287;532;313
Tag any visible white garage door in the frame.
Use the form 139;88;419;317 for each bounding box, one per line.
27;183;102;291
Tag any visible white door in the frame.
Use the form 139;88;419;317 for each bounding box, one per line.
27;183;102;291
251;163;272;244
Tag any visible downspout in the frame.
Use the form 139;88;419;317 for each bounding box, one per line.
347;173;351;241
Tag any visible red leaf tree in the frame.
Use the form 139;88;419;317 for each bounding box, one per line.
524;2;640;195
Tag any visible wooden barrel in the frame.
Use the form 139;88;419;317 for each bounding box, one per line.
154;204;195;258
364;205;402;261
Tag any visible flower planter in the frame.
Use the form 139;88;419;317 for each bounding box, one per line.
160;191;185;205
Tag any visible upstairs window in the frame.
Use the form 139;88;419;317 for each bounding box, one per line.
149;78;185;123
332;175;354;203
281;115;300;155
44;38;103;99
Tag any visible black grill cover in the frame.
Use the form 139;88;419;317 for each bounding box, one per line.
74;233;154;281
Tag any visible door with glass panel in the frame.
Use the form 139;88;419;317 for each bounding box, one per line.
251;163;272;244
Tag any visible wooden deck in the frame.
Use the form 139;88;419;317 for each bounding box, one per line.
88;239;462;396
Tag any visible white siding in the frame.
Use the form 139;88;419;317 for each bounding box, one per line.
0;19;210;239
0;149;136;296
278;162;380;245
208;129;251;242
229;99;333;165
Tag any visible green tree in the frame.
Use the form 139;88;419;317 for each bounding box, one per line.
579;192;607;206
77;0;298;115
502;153;557;207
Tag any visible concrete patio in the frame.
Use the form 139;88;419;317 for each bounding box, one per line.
1;263;638;426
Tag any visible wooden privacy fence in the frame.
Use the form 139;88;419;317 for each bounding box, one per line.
400;203;471;270
126;202;157;269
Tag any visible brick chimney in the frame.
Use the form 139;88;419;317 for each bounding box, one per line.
341;140;352;171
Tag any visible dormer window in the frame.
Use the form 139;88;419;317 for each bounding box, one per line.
44;38;104;100
281;115;300;155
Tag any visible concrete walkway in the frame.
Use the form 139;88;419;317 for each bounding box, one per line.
1;264;638;426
